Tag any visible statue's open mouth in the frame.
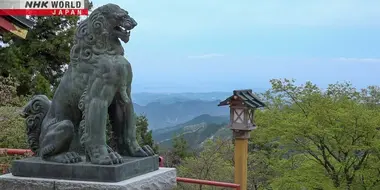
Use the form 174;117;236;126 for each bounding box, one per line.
114;23;135;43
114;26;130;35
113;16;137;43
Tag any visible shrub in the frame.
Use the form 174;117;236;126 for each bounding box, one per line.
0;106;29;167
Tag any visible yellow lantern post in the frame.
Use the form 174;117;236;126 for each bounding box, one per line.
218;89;265;190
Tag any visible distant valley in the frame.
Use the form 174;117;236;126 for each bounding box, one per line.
152;114;231;150
129;92;239;149
133;100;228;129
132;92;232;129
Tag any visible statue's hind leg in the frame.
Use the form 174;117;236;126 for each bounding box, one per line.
39;120;82;163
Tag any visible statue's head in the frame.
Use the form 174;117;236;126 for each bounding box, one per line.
96;3;137;43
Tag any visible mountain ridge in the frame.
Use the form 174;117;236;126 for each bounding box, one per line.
131;92;233;106
133;100;229;129
152;114;231;149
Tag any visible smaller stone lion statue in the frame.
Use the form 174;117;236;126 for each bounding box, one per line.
21;3;155;165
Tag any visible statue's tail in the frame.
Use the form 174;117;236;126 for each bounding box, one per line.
20;95;51;154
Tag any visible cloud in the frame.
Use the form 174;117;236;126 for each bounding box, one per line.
333;57;380;63
187;53;224;59
244;0;380;27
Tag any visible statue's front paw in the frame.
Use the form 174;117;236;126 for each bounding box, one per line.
86;145;123;165
129;145;155;157
46;152;82;163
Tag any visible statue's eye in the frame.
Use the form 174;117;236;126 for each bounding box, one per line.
115;13;125;19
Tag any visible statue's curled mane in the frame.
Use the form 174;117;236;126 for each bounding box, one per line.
70;7;121;65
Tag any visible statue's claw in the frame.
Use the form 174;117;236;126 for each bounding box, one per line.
63;152;82;163
46;152;82;163
142;145;155;156
107;145;123;164
128;145;155;157
130;147;148;157
109;152;123;164
86;145;123;165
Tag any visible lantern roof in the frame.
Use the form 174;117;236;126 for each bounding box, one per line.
218;89;265;108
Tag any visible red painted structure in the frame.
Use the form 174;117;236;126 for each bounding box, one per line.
158;156;164;167
177;177;240;190
1;149;240;189
0;15;34;39
0;148;34;155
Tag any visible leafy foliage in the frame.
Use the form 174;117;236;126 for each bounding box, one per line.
0;2;93;97
171;79;380;190
176;139;234;190
0;106;29;167
252;79;380;189
161;134;191;167
136;115;159;153
172;135;191;159
106;114;158;153
0;107;27;149
0;76;27;107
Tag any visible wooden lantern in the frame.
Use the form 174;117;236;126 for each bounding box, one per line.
218;89;265;190
218;89;265;139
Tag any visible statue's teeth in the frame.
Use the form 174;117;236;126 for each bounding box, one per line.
120;26;126;31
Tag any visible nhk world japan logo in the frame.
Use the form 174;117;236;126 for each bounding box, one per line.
0;0;88;16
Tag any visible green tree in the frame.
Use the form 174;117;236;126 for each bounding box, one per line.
161;134;191;168
253;79;380;189
106;114;159;153
176;138;234;190
172;134;190;159
0;76;27;106
136;115;159;153
0;105;29;167
246;140;280;190
0;2;93;97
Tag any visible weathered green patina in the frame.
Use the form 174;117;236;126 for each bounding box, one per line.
20;4;155;165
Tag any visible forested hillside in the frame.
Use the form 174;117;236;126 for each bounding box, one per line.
153;114;229;141
133;100;228;129
152;114;230;150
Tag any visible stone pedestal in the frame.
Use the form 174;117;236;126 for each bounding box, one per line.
11;156;159;182
0;167;176;190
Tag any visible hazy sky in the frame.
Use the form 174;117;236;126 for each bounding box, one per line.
92;0;380;93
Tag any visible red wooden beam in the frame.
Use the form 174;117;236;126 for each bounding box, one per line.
0;148;34;156
177;177;240;190
0;16;28;39
0;16;16;31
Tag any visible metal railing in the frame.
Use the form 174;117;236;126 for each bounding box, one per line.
0;148;34;155
0;148;33;174
1;148;240;189
177;177;240;190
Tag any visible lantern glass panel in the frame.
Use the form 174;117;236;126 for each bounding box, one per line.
233;108;244;123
